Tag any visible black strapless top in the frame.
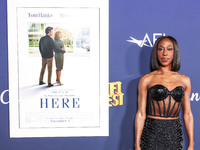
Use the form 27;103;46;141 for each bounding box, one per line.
147;84;185;118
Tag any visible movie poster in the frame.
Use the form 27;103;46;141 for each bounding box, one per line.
8;0;108;137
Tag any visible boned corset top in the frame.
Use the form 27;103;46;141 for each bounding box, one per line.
147;84;185;118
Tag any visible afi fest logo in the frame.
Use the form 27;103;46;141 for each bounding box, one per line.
127;33;166;47
109;81;124;107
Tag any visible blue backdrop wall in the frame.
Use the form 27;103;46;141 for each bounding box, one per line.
0;0;199;149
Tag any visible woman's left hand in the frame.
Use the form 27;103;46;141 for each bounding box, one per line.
187;145;194;150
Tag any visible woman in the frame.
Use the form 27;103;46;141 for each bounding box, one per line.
54;31;65;85
135;36;194;150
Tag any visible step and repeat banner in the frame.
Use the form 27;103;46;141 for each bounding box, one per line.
0;0;199;149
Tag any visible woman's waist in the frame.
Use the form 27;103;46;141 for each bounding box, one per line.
146;115;179;120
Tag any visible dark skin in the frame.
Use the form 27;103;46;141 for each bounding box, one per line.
135;38;194;150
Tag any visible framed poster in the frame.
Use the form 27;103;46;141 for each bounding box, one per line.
8;0;108;137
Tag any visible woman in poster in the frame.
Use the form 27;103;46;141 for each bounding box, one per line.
54;31;65;85
135;36;194;150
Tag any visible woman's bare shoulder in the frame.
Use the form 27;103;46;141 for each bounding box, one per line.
139;72;155;86
176;72;191;86
176;72;190;80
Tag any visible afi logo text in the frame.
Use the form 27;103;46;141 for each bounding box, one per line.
127;33;166;47
109;81;124;107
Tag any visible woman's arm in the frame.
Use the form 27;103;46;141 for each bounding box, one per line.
135;75;148;150
182;76;194;150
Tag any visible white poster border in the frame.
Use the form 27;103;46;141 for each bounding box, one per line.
7;0;109;138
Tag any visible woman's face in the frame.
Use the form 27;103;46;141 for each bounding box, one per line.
59;33;62;39
157;38;174;68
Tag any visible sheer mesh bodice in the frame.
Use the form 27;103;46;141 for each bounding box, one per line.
147;84;185;118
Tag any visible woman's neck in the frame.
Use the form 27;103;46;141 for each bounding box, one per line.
158;66;173;75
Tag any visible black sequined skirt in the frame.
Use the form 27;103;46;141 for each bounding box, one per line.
140;117;183;150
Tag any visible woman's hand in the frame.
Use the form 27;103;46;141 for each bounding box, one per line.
187;143;194;150
187;146;194;150
135;146;141;150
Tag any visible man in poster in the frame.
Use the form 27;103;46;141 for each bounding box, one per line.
39;26;65;87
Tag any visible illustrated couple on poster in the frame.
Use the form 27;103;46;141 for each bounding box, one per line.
39;26;65;87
